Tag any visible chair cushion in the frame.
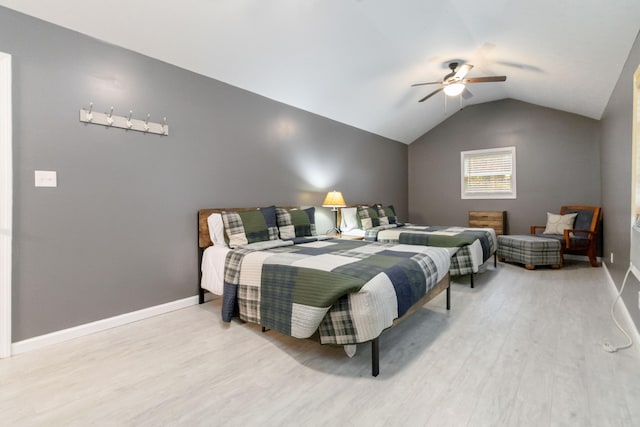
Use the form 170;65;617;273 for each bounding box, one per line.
563;208;595;238
539;234;564;243
543;212;577;235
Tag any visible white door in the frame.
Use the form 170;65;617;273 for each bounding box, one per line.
0;52;12;358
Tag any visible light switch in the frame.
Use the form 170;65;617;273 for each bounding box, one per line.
35;170;57;188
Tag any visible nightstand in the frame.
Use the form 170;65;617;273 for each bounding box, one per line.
468;211;507;235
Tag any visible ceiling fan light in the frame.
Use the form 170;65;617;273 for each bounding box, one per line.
443;82;465;96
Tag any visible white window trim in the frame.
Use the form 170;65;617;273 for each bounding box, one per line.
460;146;516;200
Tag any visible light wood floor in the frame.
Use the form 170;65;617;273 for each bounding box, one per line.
2;259;640;426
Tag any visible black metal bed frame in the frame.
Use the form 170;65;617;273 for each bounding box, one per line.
197;210;452;377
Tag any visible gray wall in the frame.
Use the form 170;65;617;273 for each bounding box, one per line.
0;7;408;341
408;99;601;235
601;30;640;330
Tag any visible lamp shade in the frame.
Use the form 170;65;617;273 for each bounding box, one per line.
443;82;465;96
322;191;346;207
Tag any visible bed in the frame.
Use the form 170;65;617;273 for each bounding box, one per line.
198;207;452;376
340;205;498;288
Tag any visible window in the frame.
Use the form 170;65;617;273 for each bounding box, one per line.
630;65;640;278
633;64;640;216
461;146;516;199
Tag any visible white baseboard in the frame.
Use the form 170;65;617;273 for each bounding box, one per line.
602;262;640;353
11;293;215;356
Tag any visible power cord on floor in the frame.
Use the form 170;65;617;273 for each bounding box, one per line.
602;265;634;353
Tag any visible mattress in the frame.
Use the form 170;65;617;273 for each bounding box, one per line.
200;245;230;295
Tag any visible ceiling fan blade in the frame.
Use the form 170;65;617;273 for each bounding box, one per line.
418;87;444;102
411;81;441;87
454;64;473;79
463;76;507;83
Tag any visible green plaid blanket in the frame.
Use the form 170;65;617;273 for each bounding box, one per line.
222;239;450;345
365;225;497;276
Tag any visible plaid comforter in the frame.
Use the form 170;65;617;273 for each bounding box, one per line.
365;224;497;276
222;238;450;345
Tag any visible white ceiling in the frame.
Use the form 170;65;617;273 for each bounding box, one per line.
2;0;640;144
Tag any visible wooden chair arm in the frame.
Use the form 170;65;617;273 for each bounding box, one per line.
563;229;597;248
530;225;546;235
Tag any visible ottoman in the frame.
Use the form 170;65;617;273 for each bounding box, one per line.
497;235;562;270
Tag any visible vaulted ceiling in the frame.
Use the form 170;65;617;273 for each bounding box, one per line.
2;0;639;144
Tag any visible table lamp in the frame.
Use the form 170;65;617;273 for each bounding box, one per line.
322;190;347;234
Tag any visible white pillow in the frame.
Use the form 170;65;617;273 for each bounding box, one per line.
543;212;577;235
340;207;359;231
207;213;228;247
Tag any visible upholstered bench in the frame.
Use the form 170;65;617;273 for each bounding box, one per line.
497;235;562;270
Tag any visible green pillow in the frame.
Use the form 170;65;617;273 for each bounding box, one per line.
356;206;381;229
222;206;279;248
276;207;316;239
373;204;398;224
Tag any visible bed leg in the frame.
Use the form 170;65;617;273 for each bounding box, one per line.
470;273;474;288
372;338;380;377
494;253;497;268
446;285;450;310
198;246;205;304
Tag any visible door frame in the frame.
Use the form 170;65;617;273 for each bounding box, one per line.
0;52;12;358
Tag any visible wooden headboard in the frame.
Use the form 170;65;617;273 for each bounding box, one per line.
198;206;297;248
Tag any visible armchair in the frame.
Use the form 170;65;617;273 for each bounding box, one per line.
531;206;602;267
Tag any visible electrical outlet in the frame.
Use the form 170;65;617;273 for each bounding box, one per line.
610;252;614;264
34;170;57;187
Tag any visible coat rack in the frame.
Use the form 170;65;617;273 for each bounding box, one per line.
79;103;168;136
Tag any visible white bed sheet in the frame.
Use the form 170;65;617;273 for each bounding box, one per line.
340;228;366;238
201;245;231;295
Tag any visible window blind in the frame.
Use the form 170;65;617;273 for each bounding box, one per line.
461;147;516;199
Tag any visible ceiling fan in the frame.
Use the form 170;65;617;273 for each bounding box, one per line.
412;62;507;102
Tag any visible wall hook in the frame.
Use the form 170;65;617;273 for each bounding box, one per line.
86;102;94;122
79;104;169;136
144;113;151;132
106;106;115;126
